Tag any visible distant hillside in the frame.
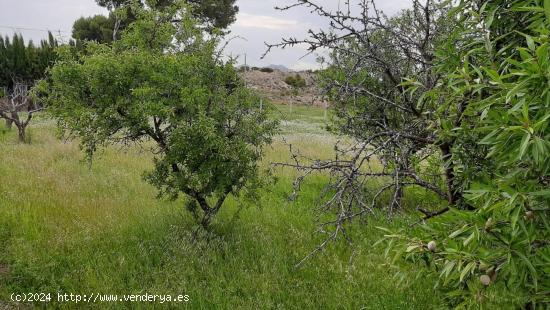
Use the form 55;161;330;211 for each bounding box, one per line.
240;68;327;107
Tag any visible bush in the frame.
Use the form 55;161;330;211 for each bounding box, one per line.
284;74;306;88
260;67;274;73
238;65;249;72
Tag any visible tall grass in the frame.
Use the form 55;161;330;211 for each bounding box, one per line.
0;108;448;309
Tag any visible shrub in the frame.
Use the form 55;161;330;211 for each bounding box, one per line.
284;74;306;88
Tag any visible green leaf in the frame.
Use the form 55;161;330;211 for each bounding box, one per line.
483;67;501;83
511;206;522;229
526;35;535;51
514;250;538;290
449;225;468;238
440;260;456;285
536;44;549;63
463;231;476;247
531;190;550;197
459;261;476;282
518;133;531;160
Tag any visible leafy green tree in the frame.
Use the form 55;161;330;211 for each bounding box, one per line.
41;2;277;227
73;0;238;44
96;0;238;29
72;15;117;44
382;0;550;307
186;0;238;30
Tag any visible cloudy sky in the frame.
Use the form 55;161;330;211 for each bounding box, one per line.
0;0;411;70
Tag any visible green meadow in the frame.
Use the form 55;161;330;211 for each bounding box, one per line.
0;105;458;309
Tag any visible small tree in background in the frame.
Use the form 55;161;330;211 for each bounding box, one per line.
41;2;277;228
0;32;57;140
0;83;43;143
260;67;274;73
72;14;120;44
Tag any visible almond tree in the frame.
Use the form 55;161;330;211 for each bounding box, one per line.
266;0;458;249
0;83;43;142
383;1;550;307
41;2;277;228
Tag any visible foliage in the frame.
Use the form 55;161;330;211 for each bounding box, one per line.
0;33;57;90
41;2;277;226
260;67;274;73
72;14;122;44
74;0;238;44
381;0;550;307
284;74;306;89
185;0;239;30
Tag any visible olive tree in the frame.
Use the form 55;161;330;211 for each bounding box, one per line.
40;2;277;227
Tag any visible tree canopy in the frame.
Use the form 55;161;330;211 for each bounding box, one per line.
42;2;277;227
389;0;550;306
72;14;118;44
73;0;238;43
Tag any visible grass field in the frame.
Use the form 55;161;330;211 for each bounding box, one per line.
1;105;451;309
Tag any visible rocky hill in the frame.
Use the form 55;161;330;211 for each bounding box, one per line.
240;68;327;107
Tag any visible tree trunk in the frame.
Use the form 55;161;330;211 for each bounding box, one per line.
390;185;404;214
440;143;463;206
17;124;26;143
194;195;215;229
200;211;214;229
390;161;406;212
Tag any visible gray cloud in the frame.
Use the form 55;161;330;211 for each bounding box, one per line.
0;0;106;44
0;0;412;69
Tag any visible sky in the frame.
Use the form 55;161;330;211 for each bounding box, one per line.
0;0;412;70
